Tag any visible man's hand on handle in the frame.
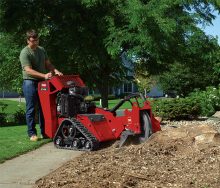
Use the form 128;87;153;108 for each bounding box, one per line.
44;70;63;80
54;69;63;76
45;72;53;80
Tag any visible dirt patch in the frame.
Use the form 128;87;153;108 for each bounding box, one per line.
35;122;220;188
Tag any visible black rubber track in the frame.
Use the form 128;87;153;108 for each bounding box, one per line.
53;118;99;151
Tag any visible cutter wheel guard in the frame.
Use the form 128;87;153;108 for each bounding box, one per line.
38;75;161;151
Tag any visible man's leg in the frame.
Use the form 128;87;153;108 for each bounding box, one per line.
38;96;45;137
23;80;38;137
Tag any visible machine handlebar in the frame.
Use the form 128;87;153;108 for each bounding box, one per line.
109;93;146;113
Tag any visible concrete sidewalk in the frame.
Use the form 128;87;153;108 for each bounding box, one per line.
0;143;82;188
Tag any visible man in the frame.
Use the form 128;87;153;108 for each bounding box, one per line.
20;29;63;141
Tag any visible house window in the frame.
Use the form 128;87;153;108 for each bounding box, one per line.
124;83;132;93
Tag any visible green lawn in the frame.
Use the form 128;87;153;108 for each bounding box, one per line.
0;125;51;163
0;99;51;164
0;99;25;113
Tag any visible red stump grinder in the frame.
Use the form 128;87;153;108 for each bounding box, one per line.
38;75;161;151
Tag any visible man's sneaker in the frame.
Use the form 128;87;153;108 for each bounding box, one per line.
30;135;38;141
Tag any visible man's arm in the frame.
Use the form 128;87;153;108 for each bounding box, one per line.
24;66;52;80
45;60;63;76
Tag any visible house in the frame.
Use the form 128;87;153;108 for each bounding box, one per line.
111;52;163;97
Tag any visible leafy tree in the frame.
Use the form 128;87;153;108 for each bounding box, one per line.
133;59;152;94
0;33;22;93
159;32;220;96
213;48;220;75
0;0;126;107
105;0;220;65
103;0;220;95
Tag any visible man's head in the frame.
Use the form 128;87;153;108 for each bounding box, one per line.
26;29;39;49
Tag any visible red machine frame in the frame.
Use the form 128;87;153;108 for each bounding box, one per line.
38;75;161;146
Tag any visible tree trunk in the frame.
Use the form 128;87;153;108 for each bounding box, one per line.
144;89;147;97
99;84;109;108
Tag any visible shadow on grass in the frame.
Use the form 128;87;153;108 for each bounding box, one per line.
0;123;26;127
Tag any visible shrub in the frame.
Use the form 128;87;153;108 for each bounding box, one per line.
0;102;7;112
151;98;200;120
151;86;220;120
189;86;220;116
0;102;8;126
0;113;7;126
13;108;26;125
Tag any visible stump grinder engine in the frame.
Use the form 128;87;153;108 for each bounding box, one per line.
38;75;161;151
